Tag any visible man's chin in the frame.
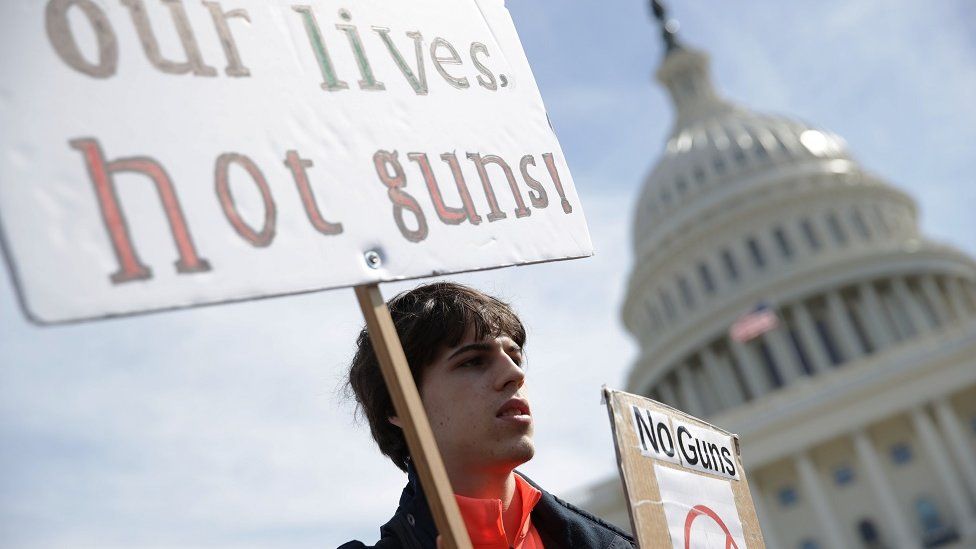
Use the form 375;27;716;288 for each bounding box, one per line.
465;436;535;472
509;438;535;466
482;440;535;472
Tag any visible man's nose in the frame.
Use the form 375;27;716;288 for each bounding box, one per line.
493;350;525;391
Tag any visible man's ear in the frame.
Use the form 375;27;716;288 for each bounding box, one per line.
388;415;403;429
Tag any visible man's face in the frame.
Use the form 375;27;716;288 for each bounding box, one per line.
417;331;534;475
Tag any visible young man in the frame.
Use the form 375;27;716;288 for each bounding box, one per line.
341;282;634;549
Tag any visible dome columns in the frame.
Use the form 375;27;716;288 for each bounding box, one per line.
944;277;974;321
729;337;770;398
947;277;973;316
756;398;976;547
891;277;937;334
701;345;744;408
825;290;865;362
852;430;922;549
751;491;781;549
788;301;832;375
757;230;788;271
919;275;952;326
794;452;849;549
966;280;976;310
656;375;679;408
703;254;730;295
637;271;975;421
762;325;805;384
856;281;896;349
808;214;836;253
910;406;976;538
933;398;976;501
675;365;704;417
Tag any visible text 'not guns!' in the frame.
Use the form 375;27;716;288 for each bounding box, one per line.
44;1;578;285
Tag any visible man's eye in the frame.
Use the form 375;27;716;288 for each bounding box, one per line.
509;347;524;366
459;357;483;368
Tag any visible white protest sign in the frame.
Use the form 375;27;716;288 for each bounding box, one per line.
655;463;747;549
0;0;591;324
604;388;765;548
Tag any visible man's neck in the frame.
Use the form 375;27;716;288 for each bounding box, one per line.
449;467;517;508
450;467;525;545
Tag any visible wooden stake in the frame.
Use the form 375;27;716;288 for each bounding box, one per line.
354;283;472;549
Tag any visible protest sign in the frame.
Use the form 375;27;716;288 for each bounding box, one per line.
603;387;766;548
0;0;591;324
1;2;593;547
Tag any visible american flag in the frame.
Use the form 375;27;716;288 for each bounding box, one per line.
729;302;780;343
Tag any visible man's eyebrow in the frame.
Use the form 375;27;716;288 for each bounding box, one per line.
447;342;492;360
447;340;522;360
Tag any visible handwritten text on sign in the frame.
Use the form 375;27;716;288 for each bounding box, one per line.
631;405;740;480
0;0;591;323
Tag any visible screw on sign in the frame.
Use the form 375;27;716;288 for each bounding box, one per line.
684;505;739;549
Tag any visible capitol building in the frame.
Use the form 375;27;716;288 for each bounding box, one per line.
578;9;976;549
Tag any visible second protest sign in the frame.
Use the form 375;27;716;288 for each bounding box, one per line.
604;387;766;548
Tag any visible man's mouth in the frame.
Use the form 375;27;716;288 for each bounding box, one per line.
496;398;531;420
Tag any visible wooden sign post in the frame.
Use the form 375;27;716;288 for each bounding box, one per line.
604;387;766;548
355;283;471;549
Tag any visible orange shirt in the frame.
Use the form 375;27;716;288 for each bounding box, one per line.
454;473;545;549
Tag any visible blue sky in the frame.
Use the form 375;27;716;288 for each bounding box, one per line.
1;1;974;547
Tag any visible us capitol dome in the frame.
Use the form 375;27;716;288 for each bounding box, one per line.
578;4;976;549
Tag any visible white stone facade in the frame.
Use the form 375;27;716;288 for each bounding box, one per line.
579;44;976;549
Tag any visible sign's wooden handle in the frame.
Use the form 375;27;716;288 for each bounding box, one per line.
354;284;472;549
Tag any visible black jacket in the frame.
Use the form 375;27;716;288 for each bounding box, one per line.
339;465;634;549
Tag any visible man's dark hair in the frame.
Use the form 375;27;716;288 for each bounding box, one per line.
348;281;526;472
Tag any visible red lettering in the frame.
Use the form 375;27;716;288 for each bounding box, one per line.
518;155;548;209
408;152;481;225
439;153;482;225
215;153;276;247
283;150;343;236
542;153;573;214
466;153;529;220
373;150;428;242
69;138;210;284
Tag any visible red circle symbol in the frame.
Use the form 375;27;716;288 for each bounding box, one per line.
683;504;739;549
